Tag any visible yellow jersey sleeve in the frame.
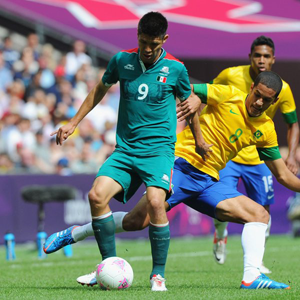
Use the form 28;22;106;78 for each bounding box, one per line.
253;121;281;161
266;80;298;124
193;83;239;107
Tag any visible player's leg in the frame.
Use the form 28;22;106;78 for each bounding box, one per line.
136;153;174;291
146;186;169;291
182;178;289;289
216;196;289;289
76;194;154;287
241;163;274;273
43;174;122;256
88;175;122;259
43;194;153;254
214;161;241;263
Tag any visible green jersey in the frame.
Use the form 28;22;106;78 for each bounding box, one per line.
102;48;191;156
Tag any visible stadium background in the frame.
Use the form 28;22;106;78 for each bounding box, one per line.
0;0;299;244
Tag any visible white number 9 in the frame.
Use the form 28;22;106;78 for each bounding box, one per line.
138;83;149;100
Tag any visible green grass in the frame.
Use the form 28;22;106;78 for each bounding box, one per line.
0;235;299;299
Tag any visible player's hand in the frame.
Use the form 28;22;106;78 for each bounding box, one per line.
50;122;77;145
195;142;213;161
285;156;299;175
177;93;201;122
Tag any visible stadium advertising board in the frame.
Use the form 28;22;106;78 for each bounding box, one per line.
0;174;295;244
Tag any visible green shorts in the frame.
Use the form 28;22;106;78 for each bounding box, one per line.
96;150;174;203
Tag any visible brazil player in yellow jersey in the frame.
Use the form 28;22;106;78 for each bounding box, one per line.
210;36;299;273
45;71;300;289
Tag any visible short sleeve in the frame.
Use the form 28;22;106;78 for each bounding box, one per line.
279;82;298;124
175;65;191;101
257;146;281;161
102;54;119;86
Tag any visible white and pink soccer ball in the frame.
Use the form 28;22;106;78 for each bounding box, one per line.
96;257;134;290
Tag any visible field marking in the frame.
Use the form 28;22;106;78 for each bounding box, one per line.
6;245;299;269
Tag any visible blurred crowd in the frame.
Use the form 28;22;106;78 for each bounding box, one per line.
1;32;299;176
0;33;119;175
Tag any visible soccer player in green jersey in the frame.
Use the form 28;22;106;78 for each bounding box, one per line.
45;71;300;290
46;12;206;291
210;36;299;273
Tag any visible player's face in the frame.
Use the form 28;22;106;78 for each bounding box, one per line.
246;82;278;117
249;45;275;76
138;33;168;65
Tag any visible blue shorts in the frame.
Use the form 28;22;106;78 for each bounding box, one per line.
219;160;274;206
166;158;242;219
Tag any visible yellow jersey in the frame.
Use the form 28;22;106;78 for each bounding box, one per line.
175;84;281;180
212;65;297;165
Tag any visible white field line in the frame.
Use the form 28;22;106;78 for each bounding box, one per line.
6;245;299;269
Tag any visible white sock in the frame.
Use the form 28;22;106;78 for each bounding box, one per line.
71;211;128;241
242;222;267;283
113;212;128;233
72;223;93;242
214;219;228;239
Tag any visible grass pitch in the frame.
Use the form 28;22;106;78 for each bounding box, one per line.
1;235;299;300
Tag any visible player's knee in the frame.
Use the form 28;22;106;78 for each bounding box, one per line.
147;196;164;211
88;187;106;209
250;205;269;224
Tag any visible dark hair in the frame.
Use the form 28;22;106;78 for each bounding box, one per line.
251;36;275;55
138;12;168;38
254;71;282;98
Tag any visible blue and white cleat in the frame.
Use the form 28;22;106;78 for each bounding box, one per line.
43;225;78;254
240;274;290;290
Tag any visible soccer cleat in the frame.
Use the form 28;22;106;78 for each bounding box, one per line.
240;274;290;289
43;225;78;254
260;262;272;274
213;232;227;264
150;274;167;291
77;269;97;287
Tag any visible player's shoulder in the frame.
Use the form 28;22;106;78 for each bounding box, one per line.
222;65;249;75
121;48;139;54
214;83;245;96
115;48;139;58
163;51;184;66
112;48;138;65
281;79;291;91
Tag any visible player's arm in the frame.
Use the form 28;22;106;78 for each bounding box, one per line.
186;92;213;161
51;80;110;145
265;158;300;192
285;121;299;174
176;85;201;121
279;84;299;174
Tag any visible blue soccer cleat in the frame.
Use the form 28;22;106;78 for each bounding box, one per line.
43;225;78;254
240;274;290;290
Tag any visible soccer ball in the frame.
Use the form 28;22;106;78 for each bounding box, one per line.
96;257;134;290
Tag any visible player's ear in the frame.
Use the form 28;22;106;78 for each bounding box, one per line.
250;82;254;92
163;34;169;44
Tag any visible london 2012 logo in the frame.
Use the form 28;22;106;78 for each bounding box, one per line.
30;0;300;33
